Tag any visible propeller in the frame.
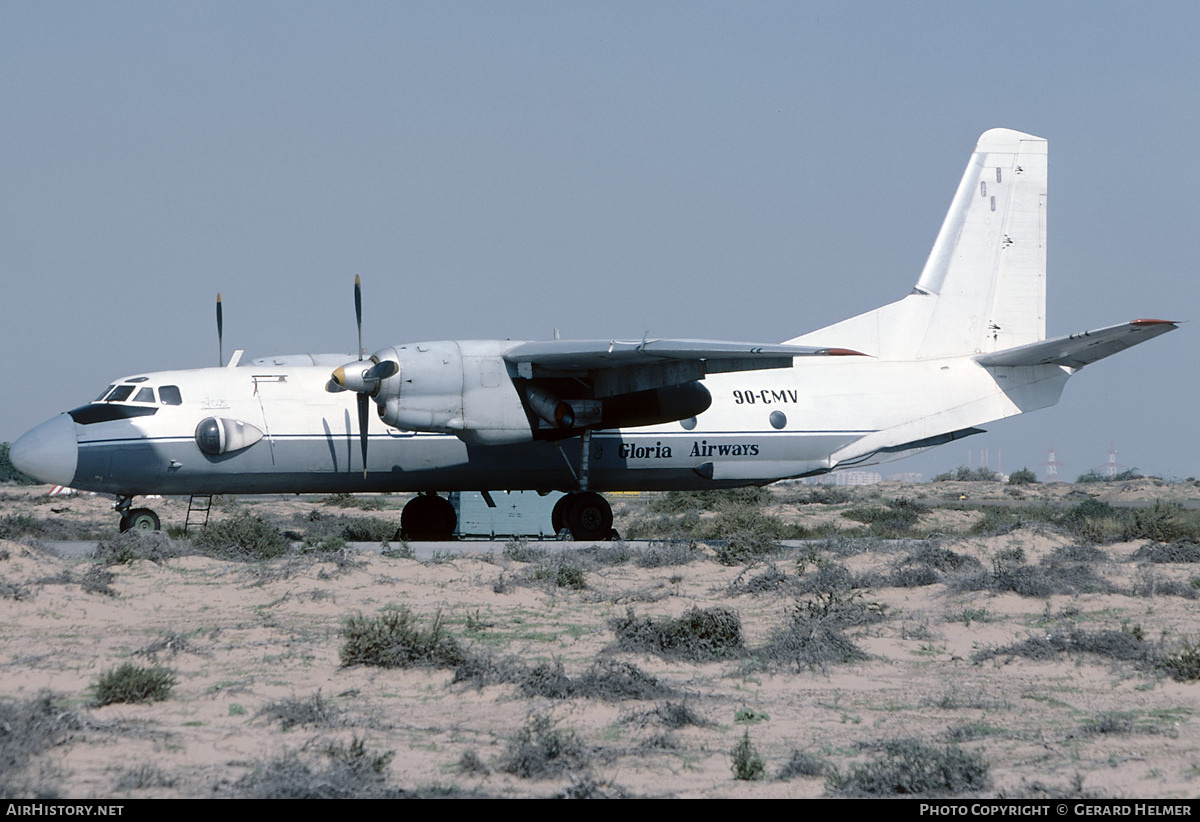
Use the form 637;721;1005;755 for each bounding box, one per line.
329;277;400;478
354;275;364;361
216;293;224;367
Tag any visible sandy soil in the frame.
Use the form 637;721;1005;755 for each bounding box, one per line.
2;481;1200;798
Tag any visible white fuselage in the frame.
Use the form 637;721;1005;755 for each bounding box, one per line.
20;347;1069;496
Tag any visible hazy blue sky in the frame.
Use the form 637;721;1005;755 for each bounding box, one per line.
3;1;1197;480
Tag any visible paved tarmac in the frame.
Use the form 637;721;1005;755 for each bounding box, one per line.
41;539;647;560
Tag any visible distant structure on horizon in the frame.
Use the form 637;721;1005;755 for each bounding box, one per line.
806;471;882;486
889;472;925;483
1041;442;1065;482
1100;443;1125;478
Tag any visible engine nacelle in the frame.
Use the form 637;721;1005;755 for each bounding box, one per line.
363;342;712;446
372;341;536;445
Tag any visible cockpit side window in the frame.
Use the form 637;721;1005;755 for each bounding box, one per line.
94;385;115;402
159;385;182;405
133;387;156;403
106;385;135;403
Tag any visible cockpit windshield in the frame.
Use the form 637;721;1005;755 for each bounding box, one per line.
90;382;181;407
105;385;136;403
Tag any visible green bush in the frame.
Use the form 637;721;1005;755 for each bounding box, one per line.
0;443;37;485
933;466;1000;482
192;512;289;559
1078;468;1143;483
1008;467;1039;485
731;730;765;781
554;563;587;589
91;663;176;706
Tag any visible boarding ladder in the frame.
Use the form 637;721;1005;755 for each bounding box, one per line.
184;495;213;534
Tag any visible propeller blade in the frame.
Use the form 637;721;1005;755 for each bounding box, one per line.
365;360;398;382
216;293;224;366
357;392;370;479
354;275;363;361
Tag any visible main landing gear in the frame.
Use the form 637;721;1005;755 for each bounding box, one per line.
551;492;614;542
547;429;616;541
115;496;161;532
400;492;458;541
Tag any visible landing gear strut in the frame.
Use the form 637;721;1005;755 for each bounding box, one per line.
550;429;616;541
400;493;457;541
115;496;161;532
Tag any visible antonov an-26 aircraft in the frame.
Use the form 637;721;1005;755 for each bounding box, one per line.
11;128;1177;540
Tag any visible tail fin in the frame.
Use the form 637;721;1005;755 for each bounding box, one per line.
789;128;1048;360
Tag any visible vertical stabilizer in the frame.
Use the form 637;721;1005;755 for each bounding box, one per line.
789;129;1047;360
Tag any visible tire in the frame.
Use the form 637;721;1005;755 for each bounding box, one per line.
565;492;613;542
400;494;457;540
120;508;161;532
551;494;573;535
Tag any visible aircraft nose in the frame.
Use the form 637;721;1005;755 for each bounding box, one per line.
10;414;79;487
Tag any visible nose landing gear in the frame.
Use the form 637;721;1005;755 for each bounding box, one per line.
115;496;161;532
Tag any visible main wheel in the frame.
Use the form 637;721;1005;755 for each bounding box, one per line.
400;494;457;540
565;492;613;542
120;508;161;532
551;494;573;535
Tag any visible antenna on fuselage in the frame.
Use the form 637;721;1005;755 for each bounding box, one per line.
216;293;224;367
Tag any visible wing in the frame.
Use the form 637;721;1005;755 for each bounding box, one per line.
505;338;863;397
974;320;1178;369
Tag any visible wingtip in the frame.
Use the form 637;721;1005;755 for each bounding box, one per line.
1131;318;1180;326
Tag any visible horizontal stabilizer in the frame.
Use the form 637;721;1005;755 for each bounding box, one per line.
975;320;1177;369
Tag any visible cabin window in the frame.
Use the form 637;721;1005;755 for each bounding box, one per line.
106;385;135;403
133;387;156;403
159;385;182;405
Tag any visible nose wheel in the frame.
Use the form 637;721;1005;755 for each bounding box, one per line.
119;507;161;532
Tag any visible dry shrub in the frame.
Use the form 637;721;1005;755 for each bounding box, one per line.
234;736;397;799
0;692;81;797
94;530;187;565
828;738;990;797
756;590;885;671
257;691;342;730
610;606;743;661
339;607;463;669
498;714;589;779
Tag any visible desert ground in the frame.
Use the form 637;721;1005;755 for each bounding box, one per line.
3;477;1200;799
